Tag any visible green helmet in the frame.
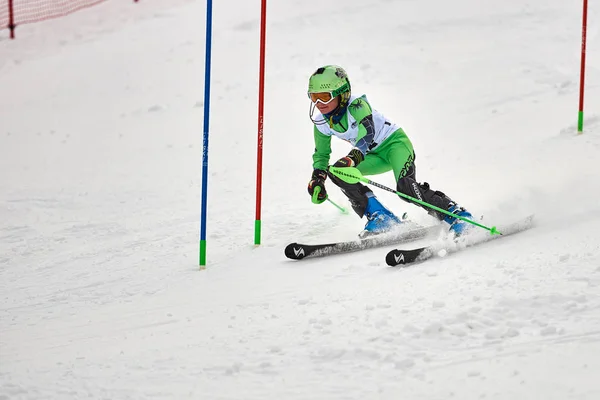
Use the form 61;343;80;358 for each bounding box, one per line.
308;65;351;107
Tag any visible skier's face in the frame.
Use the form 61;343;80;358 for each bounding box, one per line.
315;95;339;114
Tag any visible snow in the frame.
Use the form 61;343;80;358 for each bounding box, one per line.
1;0;600;398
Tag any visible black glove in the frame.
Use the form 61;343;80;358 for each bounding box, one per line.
333;148;365;168
307;169;327;204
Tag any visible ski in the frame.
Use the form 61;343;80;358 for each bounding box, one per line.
386;215;535;266
285;224;442;260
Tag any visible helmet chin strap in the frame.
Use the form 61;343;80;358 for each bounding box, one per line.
309;96;345;125
309;101;329;125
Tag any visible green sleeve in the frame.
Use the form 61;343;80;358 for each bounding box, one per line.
312;126;332;170
348;96;373;129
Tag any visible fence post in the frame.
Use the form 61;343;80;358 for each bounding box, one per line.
8;0;15;39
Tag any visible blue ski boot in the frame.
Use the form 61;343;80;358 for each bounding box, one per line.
360;195;402;238
444;204;474;236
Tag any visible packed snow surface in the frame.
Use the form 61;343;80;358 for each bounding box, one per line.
1;0;600;399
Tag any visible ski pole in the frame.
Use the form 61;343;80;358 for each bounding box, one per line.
313;187;348;214
326;197;349;214
329;166;501;235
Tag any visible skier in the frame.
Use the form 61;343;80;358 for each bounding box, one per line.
306;65;473;238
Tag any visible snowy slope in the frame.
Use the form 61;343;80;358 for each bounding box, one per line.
1;0;600;399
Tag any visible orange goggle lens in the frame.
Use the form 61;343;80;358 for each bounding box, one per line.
308;92;334;104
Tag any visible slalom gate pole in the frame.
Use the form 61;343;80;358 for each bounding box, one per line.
578;0;588;134
199;0;213;268
254;0;267;245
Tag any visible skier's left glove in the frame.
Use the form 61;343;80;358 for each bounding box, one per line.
307;169;328;204
333;148;365;168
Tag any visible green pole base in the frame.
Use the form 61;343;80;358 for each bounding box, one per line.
199;239;206;267
254;220;261;245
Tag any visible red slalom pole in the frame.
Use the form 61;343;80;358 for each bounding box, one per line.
254;0;267;245
578;0;588;134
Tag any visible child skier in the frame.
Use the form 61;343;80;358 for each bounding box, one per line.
306;65;473;237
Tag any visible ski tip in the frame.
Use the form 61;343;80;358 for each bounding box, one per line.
284;243;305;260
385;250;406;267
386;247;427;266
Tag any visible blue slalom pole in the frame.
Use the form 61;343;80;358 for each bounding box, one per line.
199;0;213;268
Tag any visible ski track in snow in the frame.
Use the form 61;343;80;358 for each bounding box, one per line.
1;0;600;399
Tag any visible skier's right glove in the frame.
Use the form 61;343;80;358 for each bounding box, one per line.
333;148;365;168
307;169;328;204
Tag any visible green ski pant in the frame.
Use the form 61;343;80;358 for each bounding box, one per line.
357;129;414;181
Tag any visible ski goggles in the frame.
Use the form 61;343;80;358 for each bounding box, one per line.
308;91;335;104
